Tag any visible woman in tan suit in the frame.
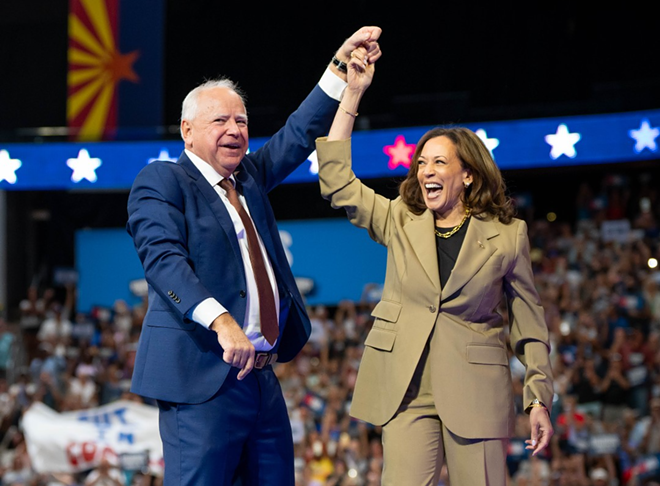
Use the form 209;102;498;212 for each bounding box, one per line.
316;47;554;486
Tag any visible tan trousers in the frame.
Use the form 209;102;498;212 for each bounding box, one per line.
381;346;508;486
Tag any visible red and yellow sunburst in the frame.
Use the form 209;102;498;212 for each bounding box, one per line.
67;0;140;141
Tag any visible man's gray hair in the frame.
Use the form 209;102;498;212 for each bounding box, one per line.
180;78;247;139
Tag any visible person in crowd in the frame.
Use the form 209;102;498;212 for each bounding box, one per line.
36;284;75;345
64;364;98;410
125;27;382;486
83;457;125;486
0;319;15;382
639;397;660;454
600;352;631;424
18;286;54;361
315;47;553;485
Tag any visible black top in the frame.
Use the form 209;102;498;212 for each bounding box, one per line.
435;217;470;289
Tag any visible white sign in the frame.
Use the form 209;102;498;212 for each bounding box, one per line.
600;219;631;243
22;400;163;475
589;433;620;456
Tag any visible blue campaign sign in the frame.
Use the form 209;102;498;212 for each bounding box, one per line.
75;219;386;311
277;219;386;304
75;228;146;311
2;109;659;190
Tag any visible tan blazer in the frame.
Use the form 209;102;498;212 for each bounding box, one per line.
317;138;554;440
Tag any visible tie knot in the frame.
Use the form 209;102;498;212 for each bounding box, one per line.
219;178;235;192
220;178;240;204
220;177;243;210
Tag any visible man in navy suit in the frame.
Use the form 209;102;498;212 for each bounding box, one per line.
126;27;382;486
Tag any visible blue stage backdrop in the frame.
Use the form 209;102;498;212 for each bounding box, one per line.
75;219;386;312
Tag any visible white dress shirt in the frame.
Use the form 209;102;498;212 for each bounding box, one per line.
187;150;280;351
189;66;347;350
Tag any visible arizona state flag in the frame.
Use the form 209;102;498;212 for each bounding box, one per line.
67;0;164;141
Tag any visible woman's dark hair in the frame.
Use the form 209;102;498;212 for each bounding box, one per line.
399;126;515;224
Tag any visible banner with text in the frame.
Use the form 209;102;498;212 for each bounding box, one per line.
22;400;163;475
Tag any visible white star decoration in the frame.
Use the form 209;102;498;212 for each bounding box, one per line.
545;124;581;159
0;149;22;184
307;150;318;175
475;129;500;156
629;119;659;153
148;148;178;164
3;114;658;189
67;149;102;183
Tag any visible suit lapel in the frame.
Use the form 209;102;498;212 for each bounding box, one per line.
403;210;441;293
179;154;284;283
441;217;499;301
178;154;243;263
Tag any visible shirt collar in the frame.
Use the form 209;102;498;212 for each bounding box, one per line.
185;149;235;187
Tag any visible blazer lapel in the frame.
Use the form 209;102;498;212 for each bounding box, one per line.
403;210;441;293
441;217;499;301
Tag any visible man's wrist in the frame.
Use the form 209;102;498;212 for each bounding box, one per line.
319;68;347;102
331;56;348;73
210;312;230;332
334;47;351;63
192;298;227;329
328;51;349;82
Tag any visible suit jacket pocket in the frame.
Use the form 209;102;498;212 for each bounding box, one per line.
466;344;508;365
370;300;402;323
144;309;197;331
364;327;396;352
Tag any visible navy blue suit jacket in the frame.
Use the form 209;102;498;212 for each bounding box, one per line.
127;84;338;404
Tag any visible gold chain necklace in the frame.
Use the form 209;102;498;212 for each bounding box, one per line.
434;208;471;239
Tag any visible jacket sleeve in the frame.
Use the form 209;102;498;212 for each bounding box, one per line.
505;219;554;413
126;161;214;319
246;85;339;192
316;137;400;247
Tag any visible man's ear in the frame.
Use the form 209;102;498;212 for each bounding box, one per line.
181;120;192;145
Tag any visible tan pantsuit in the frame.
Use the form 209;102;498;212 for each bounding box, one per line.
382;344;508;486
316;138;554;485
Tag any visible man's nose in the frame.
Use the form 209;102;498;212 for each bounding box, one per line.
226;119;241;135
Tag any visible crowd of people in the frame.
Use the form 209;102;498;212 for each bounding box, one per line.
0;169;660;485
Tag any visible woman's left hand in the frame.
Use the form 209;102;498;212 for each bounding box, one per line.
525;407;554;456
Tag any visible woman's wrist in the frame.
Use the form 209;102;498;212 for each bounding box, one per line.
341;88;364;108
338;106;358;118
526;398;549;414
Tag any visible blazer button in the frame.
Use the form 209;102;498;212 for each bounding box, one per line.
429;305;437;313
240;290;246;298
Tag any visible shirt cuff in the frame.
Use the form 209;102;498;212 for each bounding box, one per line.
191;298;227;329
319;67;347;102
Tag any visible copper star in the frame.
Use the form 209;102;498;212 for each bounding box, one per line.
104;50;141;84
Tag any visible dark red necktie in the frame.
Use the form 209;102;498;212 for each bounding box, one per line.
219;178;278;345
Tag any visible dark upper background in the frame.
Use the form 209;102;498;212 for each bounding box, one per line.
0;1;659;311
2;1;659;135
